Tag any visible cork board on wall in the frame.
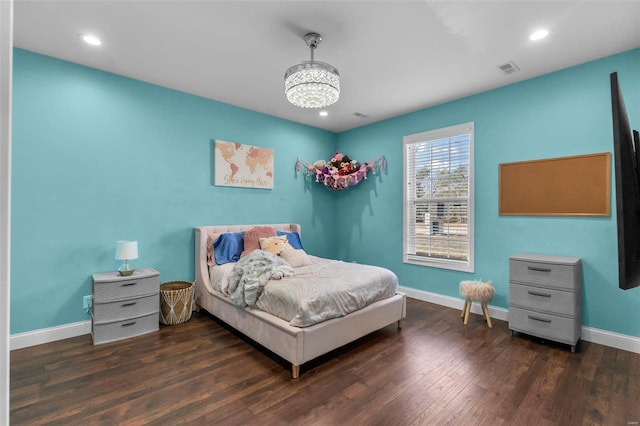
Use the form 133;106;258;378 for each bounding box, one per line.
499;152;611;216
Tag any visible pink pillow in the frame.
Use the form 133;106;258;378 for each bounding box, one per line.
241;226;277;257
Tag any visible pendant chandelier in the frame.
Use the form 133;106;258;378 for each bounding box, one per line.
284;32;340;109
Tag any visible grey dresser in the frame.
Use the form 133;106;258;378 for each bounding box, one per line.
92;268;160;345
508;253;582;352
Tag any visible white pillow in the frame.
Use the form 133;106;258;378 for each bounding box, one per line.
279;249;313;268
209;262;236;294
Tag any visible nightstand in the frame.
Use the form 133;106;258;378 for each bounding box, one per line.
508;253;582;352
91;267;160;345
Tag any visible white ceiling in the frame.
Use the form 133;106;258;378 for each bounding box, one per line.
13;0;640;133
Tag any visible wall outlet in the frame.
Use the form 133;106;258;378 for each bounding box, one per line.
83;295;92;311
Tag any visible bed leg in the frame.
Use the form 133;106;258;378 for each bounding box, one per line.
292;365;300;379
194;304;201;313
397;319;403;329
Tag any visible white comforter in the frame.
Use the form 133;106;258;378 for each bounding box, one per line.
254;256;398;327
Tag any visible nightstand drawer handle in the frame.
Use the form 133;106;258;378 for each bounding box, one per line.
121;282;137;287
121;321;136;327
527;266;551;272
528;315;551;323
121;302;137;307
528;290;551;298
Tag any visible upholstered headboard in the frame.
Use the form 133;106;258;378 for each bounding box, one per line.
194;224;301;295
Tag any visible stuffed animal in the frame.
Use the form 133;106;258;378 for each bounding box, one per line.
329;151;345;170
338;163;352;175
330;157;341;170
324;151;364;177
313;159;326;169
259;236;294;256
331;152;351;176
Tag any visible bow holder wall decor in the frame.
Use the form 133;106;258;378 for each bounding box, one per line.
296;151;385;191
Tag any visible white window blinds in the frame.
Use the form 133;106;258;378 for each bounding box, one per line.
403;122;474;272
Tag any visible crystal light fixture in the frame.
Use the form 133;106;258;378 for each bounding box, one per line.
284;32;340;109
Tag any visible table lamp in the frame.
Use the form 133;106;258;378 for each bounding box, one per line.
115;240;138;276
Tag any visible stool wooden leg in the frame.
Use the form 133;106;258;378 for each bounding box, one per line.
481;302;492;328
463;300;471;325
461;300;469;319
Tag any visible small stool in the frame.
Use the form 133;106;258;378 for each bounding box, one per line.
460;280;494;328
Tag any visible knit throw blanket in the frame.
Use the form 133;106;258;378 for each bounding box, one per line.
228;250;294;307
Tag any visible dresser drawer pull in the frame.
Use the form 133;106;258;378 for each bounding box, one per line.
528;315;552;323
121;282;137;287
121;321;136;327
528;290;552;298
527;266;551;272
121;302;137;307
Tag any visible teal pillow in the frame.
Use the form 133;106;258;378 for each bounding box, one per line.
213;232;245;264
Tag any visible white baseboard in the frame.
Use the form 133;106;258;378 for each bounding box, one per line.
581;326;640;354
399;285;640;355
399;285;509;321
10;320;91;350
9;289;640;355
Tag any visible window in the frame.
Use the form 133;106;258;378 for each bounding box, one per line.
403;122;474;272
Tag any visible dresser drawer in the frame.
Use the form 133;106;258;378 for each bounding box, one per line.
509;258;578;290
508;306;580;345
93;293;159;323
94;274;159;302
92;312;159;345
509;282;577;316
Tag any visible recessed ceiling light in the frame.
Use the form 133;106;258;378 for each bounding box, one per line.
81;34;102;46
319;111;328;117
529;29;549;41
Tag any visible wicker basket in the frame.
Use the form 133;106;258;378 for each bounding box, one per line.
159;281;195;325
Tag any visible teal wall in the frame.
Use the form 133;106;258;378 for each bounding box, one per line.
336;48;640;338
11;47;640;339
11;49;337;334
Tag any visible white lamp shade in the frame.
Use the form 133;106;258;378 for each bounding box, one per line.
115;241;138;260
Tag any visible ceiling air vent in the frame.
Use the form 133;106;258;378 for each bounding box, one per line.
498;61;520;75
353;112;369;118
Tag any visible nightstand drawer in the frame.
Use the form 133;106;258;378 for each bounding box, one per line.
94;274;159;302
509;259;578;290
92;312;159;345
508;306;579;345
93;293;159;322
509;282;577;316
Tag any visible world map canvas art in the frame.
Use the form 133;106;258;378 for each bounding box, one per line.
214;140;274;189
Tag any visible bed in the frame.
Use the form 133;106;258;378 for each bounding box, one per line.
194;223;406;378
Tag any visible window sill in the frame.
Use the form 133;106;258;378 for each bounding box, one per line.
403;255;474;273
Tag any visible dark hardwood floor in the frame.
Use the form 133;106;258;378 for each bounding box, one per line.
10;298;640;425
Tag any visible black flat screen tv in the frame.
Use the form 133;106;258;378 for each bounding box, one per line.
611;72;640;290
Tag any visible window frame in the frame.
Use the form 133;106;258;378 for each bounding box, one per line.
402;122;474;273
